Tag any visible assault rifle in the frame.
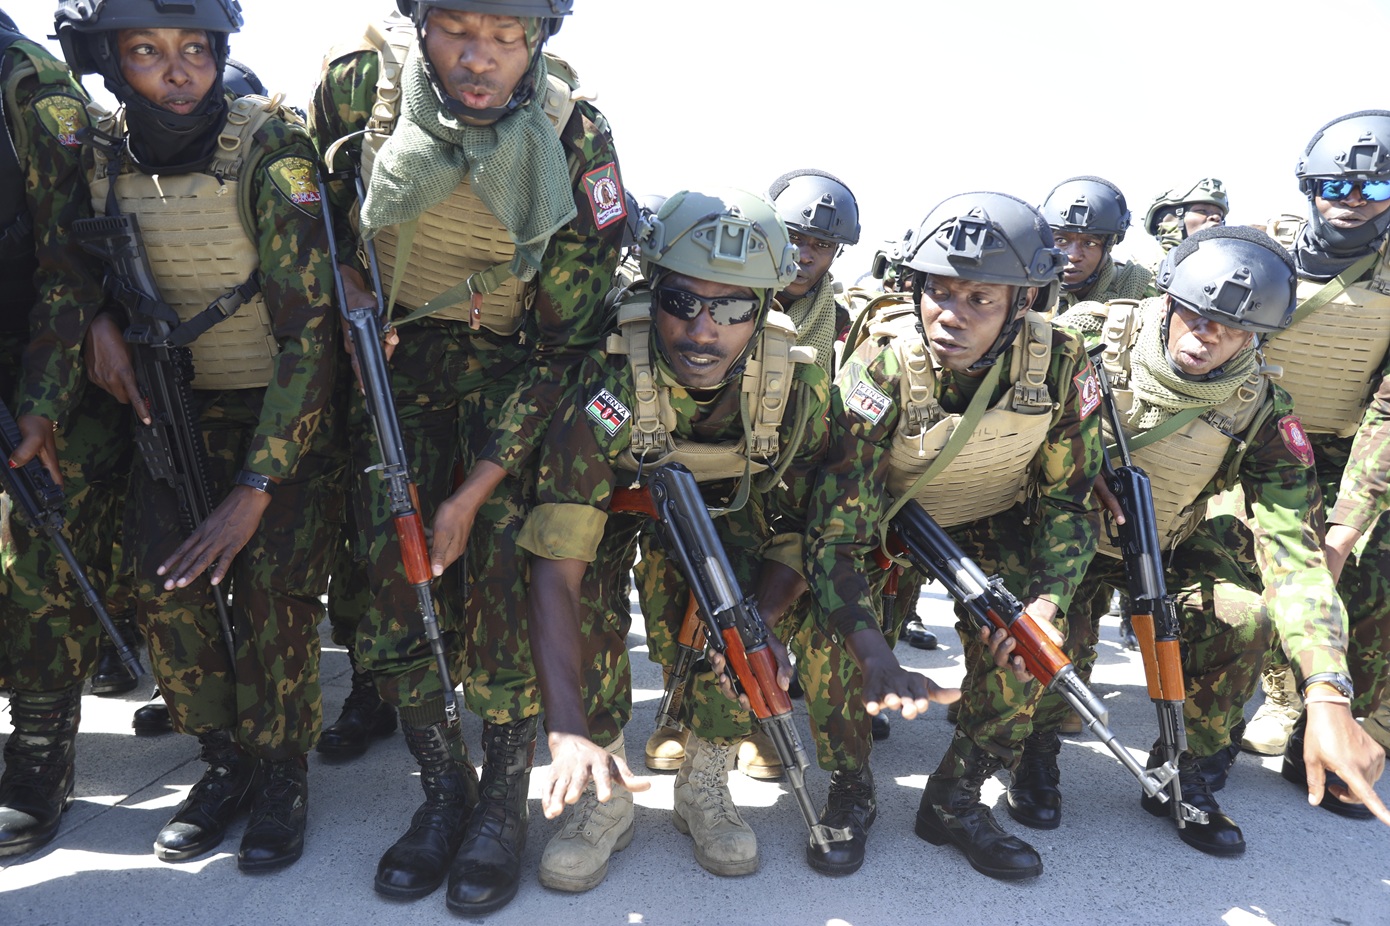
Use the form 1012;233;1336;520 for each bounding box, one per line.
71;213;236;675
611;463;847;854
1087;344;1204;827
319;136;458;726
886;500;1180;802
0;400;141;678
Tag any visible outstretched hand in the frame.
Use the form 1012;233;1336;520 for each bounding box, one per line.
542;731;650;820
1301;701;1390;826
861;654;959;720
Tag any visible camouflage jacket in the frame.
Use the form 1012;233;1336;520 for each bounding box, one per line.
805;318;1103;640
90;106;336;481
309;41;624;475
1069;310;1351;683
3;38;103;422
517;339;830;575
1055;256;1157;314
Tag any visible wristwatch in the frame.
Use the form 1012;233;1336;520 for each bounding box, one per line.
235;470;275;498
1303;672;1354;699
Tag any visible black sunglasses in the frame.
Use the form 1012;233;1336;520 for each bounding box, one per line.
654;284;761;326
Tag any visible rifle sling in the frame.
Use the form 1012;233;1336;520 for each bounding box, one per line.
1286;251;1379;329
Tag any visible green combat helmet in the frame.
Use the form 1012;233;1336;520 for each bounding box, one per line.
904;190;1065;370
1144;178;1229;252
393;0;573;122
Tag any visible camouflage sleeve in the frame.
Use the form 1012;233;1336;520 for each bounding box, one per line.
478;100;626;473
1019;328;1103;613
241;120;337;480
1237;386;1349;683
803;336;906;639
10;43;104;422
306;50;375;273
759;363;831;577
1328;354;1390;533
516;353;630;563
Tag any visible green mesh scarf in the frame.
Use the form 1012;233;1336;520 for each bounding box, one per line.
1127;307;1258;429
358;43;577;276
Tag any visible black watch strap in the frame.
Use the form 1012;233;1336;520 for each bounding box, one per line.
1303;672;1354;699
235;470;274;497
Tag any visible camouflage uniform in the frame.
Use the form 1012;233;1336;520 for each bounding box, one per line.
1046;299;1348;759
0;35;124;692
805;310;1103;768
94;103;339;759
522;318;841;759
310;39;624;726
1054;255;1158;314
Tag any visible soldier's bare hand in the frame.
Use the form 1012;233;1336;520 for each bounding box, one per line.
157;485;273;588
83;312;149;424
430;491;480;576
1093;473;1124;525
861;652;959;721
709;633;792;711
542;731;649;820
10;415;62;487
984;603;1062;683
1301;701;1390;826
1322;524;1361;585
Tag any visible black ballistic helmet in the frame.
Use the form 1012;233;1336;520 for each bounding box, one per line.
1157;226;1297;334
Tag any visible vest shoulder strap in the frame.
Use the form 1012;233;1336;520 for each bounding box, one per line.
1011;311;1054;410
1097;298;1144;389
743;309;814;457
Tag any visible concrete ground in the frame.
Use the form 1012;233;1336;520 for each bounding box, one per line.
1;585;1386;926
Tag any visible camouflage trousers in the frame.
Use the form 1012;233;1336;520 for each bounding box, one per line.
636;515;869;773
946;505;1074;769
129;389;333;760
349;321;574;728
1032;522;1273;759
0;375;133;691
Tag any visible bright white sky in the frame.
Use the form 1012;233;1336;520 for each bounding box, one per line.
13;0;1390;279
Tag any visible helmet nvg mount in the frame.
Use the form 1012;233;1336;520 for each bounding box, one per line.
768;169;861;246
638;189;799;295
1156;226;1297;334
1040;175;1131;245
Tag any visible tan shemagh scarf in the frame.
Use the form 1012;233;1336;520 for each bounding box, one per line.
1127;306;1258;429
358;43;576;275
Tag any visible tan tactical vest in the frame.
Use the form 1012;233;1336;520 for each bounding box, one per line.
868;303;1056;528
355;18;581;333
1257;240;1390;437
1092;301;1267;556
604;294;816;482
88;96;287;390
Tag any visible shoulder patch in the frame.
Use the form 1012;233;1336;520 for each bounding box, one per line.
582;162;626;229
1278;414;1314;466
263;155;323;217
845;379;892;425
586;388;631;435
32;91;87;148
1074;367;1101;420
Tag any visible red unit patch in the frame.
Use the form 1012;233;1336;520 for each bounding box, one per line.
1278;415;1315;466
1074;368;1101;420
583;163;627;229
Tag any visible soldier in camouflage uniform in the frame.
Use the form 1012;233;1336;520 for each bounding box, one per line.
518;187;842;886
1040;175;1157;314
55;0;339;871
640;169;865;777
1038;228;1390;858
0;9;126;858
805;191;1102;881
1245;110;1390;821
1144;177;1229;256
309;0;624;913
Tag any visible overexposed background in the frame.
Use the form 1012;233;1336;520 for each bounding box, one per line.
11;0;1389;277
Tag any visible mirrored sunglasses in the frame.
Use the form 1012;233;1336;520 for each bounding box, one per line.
1318;178;1390;202
654;285;760;326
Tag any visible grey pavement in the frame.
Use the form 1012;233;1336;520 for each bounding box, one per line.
1;586;1386;926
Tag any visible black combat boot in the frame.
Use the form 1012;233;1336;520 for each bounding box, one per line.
904;618;938;650
915;740;1043;881
91;611;140;697
806;767;876;876
317;655;397;760
1006;729;1062;830
375;720;480;898
446;717;537;915
1141;746;1245;855
238;756;309;873
1196;718;1244;793
1281;720;1374;820
154;730;257;861
132;697;173;736
0;687;81;857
